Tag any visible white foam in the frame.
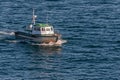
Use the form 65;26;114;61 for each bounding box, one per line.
0;31;15;42
0;31;15;35
5;40;19;43
29;40;67;46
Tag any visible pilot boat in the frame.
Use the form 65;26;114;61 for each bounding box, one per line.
14;9;65;46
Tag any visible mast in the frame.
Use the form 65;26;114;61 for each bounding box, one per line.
46;11;48;24
32;9;37;25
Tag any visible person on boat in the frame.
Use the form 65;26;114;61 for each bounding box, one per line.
29;24;33;30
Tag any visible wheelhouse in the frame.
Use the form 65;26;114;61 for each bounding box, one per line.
32;23;54;35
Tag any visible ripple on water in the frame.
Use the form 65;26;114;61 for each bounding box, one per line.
0;0;120;79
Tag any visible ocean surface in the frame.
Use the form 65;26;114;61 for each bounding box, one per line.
0;0;120;80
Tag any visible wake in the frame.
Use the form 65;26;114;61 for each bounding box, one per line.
0;31;15;36
0;31;17;42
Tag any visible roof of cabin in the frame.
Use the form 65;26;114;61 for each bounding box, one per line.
35;23;51;27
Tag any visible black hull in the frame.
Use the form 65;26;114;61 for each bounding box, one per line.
15;31;59;43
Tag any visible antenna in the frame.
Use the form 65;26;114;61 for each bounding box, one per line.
32;8;37;25
46;11;48;24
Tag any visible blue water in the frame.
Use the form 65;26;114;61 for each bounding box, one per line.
0;0;120;80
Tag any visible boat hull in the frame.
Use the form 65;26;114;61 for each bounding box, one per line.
15;31;59;43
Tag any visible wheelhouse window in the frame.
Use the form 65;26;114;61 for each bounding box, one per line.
46;28;51;31
41;28;45;31
34;27;40;31
51;27;53;31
